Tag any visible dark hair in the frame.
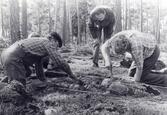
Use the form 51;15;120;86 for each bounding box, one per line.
115;35;129;54
50;32;63;48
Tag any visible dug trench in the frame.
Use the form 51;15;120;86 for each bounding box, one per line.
0;46;167;115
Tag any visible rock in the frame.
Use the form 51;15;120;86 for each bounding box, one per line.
94;110;100;115
94;103;104;111
108;82;129;96
73;84;80;89
101;78;112;87
44;107;62;115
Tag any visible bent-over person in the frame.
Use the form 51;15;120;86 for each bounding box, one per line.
101;30;167;87
1;32;83;86
88;5;115;67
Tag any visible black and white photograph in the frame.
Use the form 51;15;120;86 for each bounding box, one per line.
0;0;167;114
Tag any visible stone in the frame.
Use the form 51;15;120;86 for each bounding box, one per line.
108;82;129;96
44;107;62;115
101;78;112;87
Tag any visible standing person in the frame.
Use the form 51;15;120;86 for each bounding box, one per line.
88;5;115;67
101;30;167;87
1;32;83;86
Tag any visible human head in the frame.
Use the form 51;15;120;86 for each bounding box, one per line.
91;7;106;21
114;35;130;55
48;32;62;48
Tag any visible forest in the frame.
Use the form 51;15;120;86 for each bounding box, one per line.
0;0;167;46
0;0;167;115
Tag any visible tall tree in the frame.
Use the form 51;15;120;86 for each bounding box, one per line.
21;0;28;39
155;0;160;43
54;0;60;31
62;0;68;45
48;0;51;33
140;0;143;32
124;0;127;30
37;2;41;35
9;0;20;43
67;0;73;43
1;0;5;37
127;0;131;29
76;0;81;45
115;0;122;33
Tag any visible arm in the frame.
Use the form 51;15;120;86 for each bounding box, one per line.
101;42;113;76
134;68;143;82
131;47;144;82
35;59;46;82
45;41;80;82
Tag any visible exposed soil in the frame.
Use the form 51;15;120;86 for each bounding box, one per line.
0;46;167;115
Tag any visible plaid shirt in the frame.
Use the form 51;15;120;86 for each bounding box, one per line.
18;38;68;72
106;30;157;70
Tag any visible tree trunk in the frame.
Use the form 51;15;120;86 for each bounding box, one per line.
84;19;87;44
76;0;81;45
1;0;5;37
127;0;132;29
37;4;41;35
124;0;128;30
155;0;160;44
54;0;60;31
21;0;28;39
140;0;143;32
115;0;122;33
9;0;21;43
62;0;67;46
48;0;52;33
68;1;73;43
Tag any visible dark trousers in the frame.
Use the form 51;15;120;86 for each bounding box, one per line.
129;46;167;87
1;44;45;85
1;45;27;85
89;24;113;66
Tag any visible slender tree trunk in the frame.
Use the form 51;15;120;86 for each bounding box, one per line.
115;0;122;33
155;0;160;43
68;2;73;43
37;5;41;35
127;0;132;29
76;0;81;45
146;10;149;32
1;0;5;37
62;0;67;46
21;0;28;39
54;0;60;31
9;0;20;43
66;0;70;43
140;0;143;32
84;19;87;44
48;0;52;33
124;0;128;30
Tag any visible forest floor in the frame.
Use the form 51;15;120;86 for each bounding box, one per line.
0;45;167;115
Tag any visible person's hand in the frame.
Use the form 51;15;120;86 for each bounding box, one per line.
69;74;84;85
